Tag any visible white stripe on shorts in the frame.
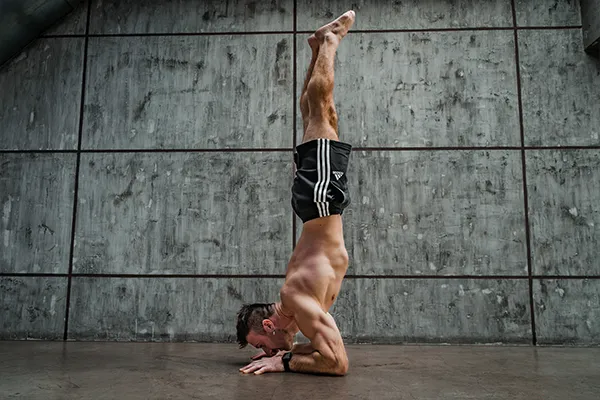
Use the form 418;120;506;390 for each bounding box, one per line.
314;139;324;217
314;139;321;216
314;138;330;217
323;139;331;216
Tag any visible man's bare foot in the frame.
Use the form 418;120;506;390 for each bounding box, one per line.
314;10;355;44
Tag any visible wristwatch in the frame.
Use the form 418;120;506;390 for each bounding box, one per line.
282;351;293;372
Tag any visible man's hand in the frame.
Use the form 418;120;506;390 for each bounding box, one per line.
240;354;285;375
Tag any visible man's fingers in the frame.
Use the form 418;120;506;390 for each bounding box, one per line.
251;353;266;360
240;364;257;372
245;365;261;374
240;362;253;370
254;367;267;375
241;364;262;374
240;362;257;372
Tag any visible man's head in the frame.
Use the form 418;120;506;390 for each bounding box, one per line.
236;303;294;356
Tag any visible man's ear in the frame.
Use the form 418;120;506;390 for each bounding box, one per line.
262;319;274;333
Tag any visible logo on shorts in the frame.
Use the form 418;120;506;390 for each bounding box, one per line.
333;171;344;180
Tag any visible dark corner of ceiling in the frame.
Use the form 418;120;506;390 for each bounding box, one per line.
0;0;82;69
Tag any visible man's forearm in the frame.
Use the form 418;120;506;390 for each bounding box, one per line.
287;351;346;376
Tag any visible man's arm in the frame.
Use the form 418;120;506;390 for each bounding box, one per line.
285;294;348;376
291;342;316;354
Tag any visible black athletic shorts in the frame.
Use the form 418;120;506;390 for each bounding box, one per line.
291;138;352;223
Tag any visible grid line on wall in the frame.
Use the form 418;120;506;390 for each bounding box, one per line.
2;146;600;155
292;0;298;250
511;0;537;346
3;272;600;280
39;24;583;39
62;1;92;341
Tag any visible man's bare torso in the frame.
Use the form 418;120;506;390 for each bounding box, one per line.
282;215;349;312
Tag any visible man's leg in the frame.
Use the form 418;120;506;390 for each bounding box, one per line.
300;36;319;133
301;11;355;143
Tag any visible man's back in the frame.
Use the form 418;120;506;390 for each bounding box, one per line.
283;215;349;311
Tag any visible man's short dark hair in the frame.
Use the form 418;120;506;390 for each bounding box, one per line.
236;303;275;348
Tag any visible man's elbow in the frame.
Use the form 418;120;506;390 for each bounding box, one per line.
332;359;349;376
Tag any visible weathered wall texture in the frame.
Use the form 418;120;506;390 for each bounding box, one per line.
1;0;599;345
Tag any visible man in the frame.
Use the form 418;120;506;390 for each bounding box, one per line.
236;10;356;376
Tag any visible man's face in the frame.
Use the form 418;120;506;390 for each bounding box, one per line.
246;328;294;357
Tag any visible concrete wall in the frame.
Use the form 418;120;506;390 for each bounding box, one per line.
1;0;599;345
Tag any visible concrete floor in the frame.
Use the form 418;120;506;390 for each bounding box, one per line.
1;342;599;400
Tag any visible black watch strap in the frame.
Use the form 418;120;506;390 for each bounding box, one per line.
282;351;293;372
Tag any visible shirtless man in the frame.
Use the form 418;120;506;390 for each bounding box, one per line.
236;10;356;376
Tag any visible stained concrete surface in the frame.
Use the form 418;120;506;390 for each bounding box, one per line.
0;277;67;340
0;154;76;274
342;151;527;276
515;0;582;26
83;34;292;149
527;150;600;276
533;279;600;344
0;38;83;150
73;152;292;275
336;279;532;343
1;342;599;400
519;29;600;146
297;0;513;30
89;0;294;34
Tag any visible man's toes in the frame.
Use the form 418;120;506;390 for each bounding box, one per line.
314;10;356;41
336;11;356;33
